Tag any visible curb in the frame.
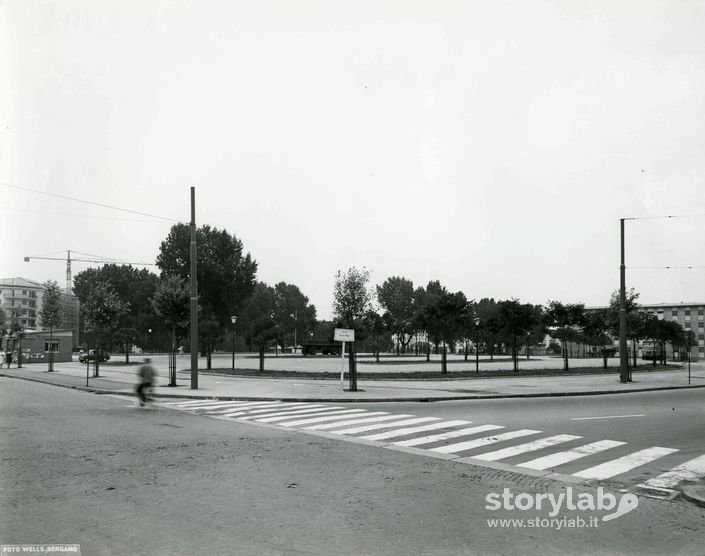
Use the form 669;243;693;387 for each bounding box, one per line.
2;371;705;403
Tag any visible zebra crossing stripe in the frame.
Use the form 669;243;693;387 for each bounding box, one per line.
329;417;441;436
220;405;326;418
179;401;281;410
359;420;471;441
393;424;503;447
472;434;582;462
518;439;626;470
254;407;357;423
237;406;340;420
573;447;679;480
204;402;311;414
638;454;705;490
431;429;541;455
278;410;375;427
306;414;414;431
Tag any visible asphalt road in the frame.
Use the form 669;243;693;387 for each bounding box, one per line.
2;378;704;556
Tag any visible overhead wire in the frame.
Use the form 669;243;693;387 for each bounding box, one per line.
1;182;183;223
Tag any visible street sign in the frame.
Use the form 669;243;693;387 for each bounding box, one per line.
334;328;355;342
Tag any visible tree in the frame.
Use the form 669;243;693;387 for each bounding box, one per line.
272;282;317;352
361;309;388;362
82;282;129;377
240;283;280;372
412;281;448;360
40;280;63;372
544;301;586;371
475;298;502;361
498;300;542;372
157;224;258;345
333;267;374;391
152;275;190;385
583;309;612;368
114;328;139;364
377;276;415;355
420;289;468;373
73;265;161;351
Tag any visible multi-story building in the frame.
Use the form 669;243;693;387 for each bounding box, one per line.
640;302;705;360
0;277;80;347
0;277;45;330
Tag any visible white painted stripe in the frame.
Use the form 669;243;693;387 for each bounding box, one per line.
639;454;705;489
393;424;503;447
431;429;541;455
181;401;280;410
329;417;441;435
472;434;582;462
254;408;354;423
306;414;412;431
278;410;373;427
359;420;471;441
570;414;645;421
221;405;328;418
173;400;251;409
204;402;310;414
239;407;340;420
519;440;626;470
573;447;679;480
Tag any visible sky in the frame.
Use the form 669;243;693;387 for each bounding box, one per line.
2;0;704;320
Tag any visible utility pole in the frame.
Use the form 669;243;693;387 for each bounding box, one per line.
619;218;629;383
190;187;199;389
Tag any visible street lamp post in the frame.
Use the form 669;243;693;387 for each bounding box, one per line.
474;317;480;373
290;311;297;354
231;316;237;370
148;329;152;354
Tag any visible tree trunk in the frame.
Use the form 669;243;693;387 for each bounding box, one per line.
348;343;357;391
441;345;447;374
259;345;265;372
48;327;54;372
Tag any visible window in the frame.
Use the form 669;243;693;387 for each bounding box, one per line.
672;310;678;316
699;308;704;316
45;341;59;353
685;309;691;316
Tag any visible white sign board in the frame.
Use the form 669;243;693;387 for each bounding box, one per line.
334;328;355;342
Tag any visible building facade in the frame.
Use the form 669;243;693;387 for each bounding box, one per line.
0;277;80;348
640;302;705;360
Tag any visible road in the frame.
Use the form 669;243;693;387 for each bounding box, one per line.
2;378;704;556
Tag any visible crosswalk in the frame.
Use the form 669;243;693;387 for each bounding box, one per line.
161;399;705;497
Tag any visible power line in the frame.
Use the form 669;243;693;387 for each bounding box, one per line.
1;182;182;223
629;266;705;270
624;213;705;221
0;205;169;223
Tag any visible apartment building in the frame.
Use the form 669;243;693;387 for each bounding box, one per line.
641;302;705;359
0;277;80;347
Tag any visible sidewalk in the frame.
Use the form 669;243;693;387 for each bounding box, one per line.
2;358;704;402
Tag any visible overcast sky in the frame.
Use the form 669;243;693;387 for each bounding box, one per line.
2;1;704;320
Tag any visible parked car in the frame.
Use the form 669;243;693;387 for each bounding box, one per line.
79;349;111;363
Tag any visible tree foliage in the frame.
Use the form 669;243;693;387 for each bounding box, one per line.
156;223;257;331
40;280;63;331
332;267;373;329
377;276;415;355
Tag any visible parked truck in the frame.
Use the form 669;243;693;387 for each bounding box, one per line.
301;339;342;356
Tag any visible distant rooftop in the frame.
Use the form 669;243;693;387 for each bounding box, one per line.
0;277;45;289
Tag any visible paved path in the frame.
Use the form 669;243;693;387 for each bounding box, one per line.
2;356;703;402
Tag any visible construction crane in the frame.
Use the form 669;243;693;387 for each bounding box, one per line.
24;250;156;294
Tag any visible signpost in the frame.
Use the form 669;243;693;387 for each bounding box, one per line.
334;328;355;390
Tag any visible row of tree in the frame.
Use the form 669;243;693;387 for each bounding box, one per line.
331;270;696;374
12;221;693;380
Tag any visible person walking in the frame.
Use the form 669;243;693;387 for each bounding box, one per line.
0;349;5;368
136;357;156;407
5;350;12;369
